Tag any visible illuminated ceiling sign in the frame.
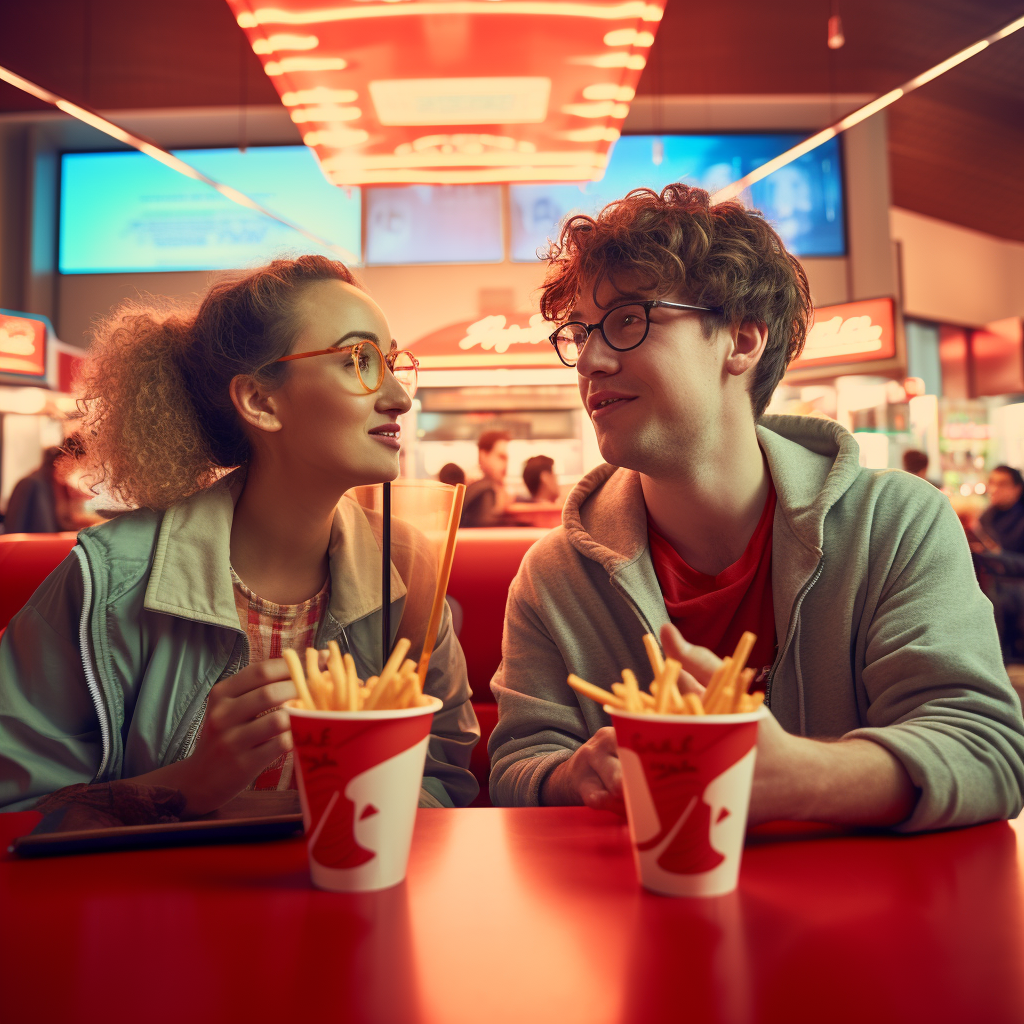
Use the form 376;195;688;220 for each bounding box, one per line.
0;309;49;379
789;297;897;371
227;0;666;185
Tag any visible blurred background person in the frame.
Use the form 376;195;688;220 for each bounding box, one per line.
438;462;466;488
461;429;510;527
974;466;1024;560
902;449;930;479
972;465;1024;664
522;455;560;503
3;441;100;534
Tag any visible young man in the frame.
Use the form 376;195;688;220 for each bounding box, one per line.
461;429;511;527
522;455;560;503
488;184;1024;831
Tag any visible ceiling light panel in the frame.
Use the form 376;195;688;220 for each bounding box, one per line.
227;0;666;185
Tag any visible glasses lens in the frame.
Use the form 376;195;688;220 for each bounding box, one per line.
553;325;585;366
348;341;384;393
603;304;649;350
390;351;418;398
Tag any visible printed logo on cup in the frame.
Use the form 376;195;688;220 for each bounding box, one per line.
290;715;432;890
616;720;759;896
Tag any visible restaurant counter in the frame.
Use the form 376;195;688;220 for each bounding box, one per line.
3;808;1023;1024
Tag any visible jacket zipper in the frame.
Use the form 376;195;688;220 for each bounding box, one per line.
764;555;825;708
72;546;112;782
178;633;250;761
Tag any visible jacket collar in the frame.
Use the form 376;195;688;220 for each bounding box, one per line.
145;475;406;630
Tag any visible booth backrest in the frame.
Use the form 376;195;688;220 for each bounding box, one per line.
447;527;547;702
0;526;546;806
0;533;79;631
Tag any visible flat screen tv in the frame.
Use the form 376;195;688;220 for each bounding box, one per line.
510;133;845;262
59;146;362;273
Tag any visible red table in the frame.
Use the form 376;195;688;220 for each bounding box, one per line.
3;808;1024;1024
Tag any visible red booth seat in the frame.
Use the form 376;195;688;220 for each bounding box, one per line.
0;533;79;633
0;525;548;806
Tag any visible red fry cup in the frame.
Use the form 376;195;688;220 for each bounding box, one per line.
609;705;767;897
286;695;442;893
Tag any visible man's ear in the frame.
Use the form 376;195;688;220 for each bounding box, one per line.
229;374;284;434
724;320;768;378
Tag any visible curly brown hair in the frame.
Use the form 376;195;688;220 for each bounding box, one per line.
77;255;361;510
539;183;813;417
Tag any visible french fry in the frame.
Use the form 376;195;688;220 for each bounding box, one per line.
567;674;627;710
700;657;732;712
621;668;644;712
283;648;314;710
683;692;706;716
343;653;359;711
305;648;333;711
642;633;665;679
612;682;656;709
732;667;756;713
655;659;681;714
746;691;765;712
326;640;348;711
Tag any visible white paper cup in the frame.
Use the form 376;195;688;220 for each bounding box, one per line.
610;706;766;897
286;696;441;893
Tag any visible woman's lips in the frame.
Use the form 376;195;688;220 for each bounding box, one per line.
369;426;401;450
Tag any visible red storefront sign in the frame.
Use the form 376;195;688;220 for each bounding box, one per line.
226;0;666;185
0;310;48;379
789;297;897;370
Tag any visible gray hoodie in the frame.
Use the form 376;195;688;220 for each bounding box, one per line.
488;414;1024;832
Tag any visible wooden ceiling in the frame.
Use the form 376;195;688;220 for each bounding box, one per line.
1;0;1022;241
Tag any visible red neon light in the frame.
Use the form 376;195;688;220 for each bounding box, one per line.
790;297;897;370
0;312;47;378
226;0;666;185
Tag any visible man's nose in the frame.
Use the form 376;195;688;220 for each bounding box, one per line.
576;328;620;378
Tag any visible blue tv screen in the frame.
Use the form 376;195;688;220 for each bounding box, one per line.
59;146;362;273
509;133;845;261
365;185;504;265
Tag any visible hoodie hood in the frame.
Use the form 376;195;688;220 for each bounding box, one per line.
561;413;863;574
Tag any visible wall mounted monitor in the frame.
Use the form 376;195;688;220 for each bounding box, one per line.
510;133;845;262
364;184;504;265
59;146;362;273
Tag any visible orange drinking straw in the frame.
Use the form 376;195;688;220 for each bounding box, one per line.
416;482;466;687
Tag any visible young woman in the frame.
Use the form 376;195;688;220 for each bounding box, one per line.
0;255;479;812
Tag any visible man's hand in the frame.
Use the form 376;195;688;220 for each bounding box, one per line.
541;727;625;813
660;623;917;827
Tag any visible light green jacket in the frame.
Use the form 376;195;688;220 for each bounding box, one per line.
0;477;479;811
489;415;1024;831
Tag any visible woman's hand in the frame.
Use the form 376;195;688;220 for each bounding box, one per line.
174;660;298;815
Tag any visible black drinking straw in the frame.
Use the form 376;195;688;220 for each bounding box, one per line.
381;480;391;665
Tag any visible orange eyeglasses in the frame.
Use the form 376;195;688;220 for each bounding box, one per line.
276;338;418;398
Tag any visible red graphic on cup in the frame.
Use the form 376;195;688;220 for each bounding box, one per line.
290;715;431;869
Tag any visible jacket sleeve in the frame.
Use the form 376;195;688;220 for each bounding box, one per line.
420;600;480;807
846;493;1024;831
488;560;594;807
0;552;106;811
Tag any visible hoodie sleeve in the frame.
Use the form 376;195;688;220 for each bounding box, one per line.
845;492;1024;832
0;553;105;811
488;546;601;807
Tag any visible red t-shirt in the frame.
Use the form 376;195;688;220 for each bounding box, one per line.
647;480;777;691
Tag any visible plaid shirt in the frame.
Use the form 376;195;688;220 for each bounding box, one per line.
230;567;330;791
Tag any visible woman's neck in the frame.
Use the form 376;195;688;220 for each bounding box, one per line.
229;459;343;605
